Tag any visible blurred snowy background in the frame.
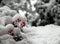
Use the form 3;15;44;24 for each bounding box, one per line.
0;0;60;44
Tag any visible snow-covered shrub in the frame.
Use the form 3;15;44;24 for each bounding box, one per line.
0;6;17;17
0;16;12;26
0;0;60;44
34;0;58;26
12;13;27;28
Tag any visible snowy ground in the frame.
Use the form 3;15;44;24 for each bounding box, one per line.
1;24;60;44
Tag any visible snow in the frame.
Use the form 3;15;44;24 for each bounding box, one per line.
0;12;60;44
0;0;59;44
0;16;12;25
0;6;17;17
0;24;58;44
20;24;60;44
0;24;14;36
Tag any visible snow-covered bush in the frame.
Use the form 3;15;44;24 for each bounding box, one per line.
0;16;12;26
0;6;17;17
0;0;60;44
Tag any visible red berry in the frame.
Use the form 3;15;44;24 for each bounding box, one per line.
8;29;13;33
17;18;21;22
21;21;26;27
